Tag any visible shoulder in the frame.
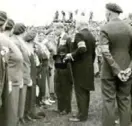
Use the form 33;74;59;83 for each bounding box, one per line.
0;34;15;48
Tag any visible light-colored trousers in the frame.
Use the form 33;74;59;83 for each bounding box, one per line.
18;85;27;118
49;65;55;94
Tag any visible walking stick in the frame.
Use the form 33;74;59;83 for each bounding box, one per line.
67;38;75;85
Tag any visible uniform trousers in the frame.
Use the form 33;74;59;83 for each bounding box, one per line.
37;66;48;101
101;77;131;126
5;85;20;126
18;85;27;119
25;84;36;116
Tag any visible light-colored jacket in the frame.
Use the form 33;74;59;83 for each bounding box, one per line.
0;34;23;86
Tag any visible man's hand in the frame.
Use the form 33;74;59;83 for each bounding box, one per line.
19;79;24;89
117;68;132;82
8;81;12;93
63;53;74;63
27;79;33;87
124;68;132;77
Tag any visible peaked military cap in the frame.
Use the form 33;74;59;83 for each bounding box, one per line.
0;11;7;26
13;23;26;35
106;3;123;14
24;30;36;42
6;19;15;30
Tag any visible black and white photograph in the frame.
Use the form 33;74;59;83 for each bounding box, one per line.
0;0;132;126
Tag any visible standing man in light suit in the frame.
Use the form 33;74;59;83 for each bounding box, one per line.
100;3;132;126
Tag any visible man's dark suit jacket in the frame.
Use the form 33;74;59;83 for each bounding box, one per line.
72;28;96;90
100;18;132;79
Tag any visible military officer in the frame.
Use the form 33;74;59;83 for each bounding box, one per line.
100;3;132;126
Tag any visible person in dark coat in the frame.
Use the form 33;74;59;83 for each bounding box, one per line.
100;3;132;126
53;23;73;114
65;17;96;121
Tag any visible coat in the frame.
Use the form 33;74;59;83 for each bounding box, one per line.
71;28;96;90
11;35;31;85
0;34;23;86
100;18;132;79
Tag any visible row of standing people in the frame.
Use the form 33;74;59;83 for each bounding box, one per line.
0;11;49;126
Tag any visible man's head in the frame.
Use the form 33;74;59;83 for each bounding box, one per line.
5;19;15;31
105;3;123;22
38;32;45;42
0;11;8;32
75;15;88;31
53;23;64;36
23;30;36;43
13;23;26;36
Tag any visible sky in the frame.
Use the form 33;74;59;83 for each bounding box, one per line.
0;0;131;26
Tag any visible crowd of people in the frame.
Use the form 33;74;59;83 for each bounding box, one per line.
0;2;132;126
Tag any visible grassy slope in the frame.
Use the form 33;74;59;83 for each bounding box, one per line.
24;78;102;126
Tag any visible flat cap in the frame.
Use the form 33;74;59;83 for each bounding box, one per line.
13;23;26;35
23;30;36;42
106;3;123;14
0;11;7;26
5;19;15;30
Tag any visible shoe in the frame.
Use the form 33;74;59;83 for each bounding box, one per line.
72;113;79;117
52;109;60;113
37;111;46;117
69;117;80;122
115;119;119;124
48;98;56;104
50;93;57;100
30;114;43;119
43;100;52;106
59;111;67;115
24;115;36;122
19;118;25;125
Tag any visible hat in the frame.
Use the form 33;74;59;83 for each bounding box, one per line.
13;23;26;35
5;19;15;30
23;30;36;42
0;11;7;26
106;3;123;14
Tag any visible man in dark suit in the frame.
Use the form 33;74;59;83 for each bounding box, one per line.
53;23;73;114
65;17;96;121
100;3;132;126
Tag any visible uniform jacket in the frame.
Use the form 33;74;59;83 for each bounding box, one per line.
71;28;96;90
11;35;31;85
100;18;132;79
0;34;23;86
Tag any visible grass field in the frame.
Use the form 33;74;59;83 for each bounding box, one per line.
24;78;102;126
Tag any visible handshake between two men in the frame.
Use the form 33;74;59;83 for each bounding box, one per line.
118;68;132;82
